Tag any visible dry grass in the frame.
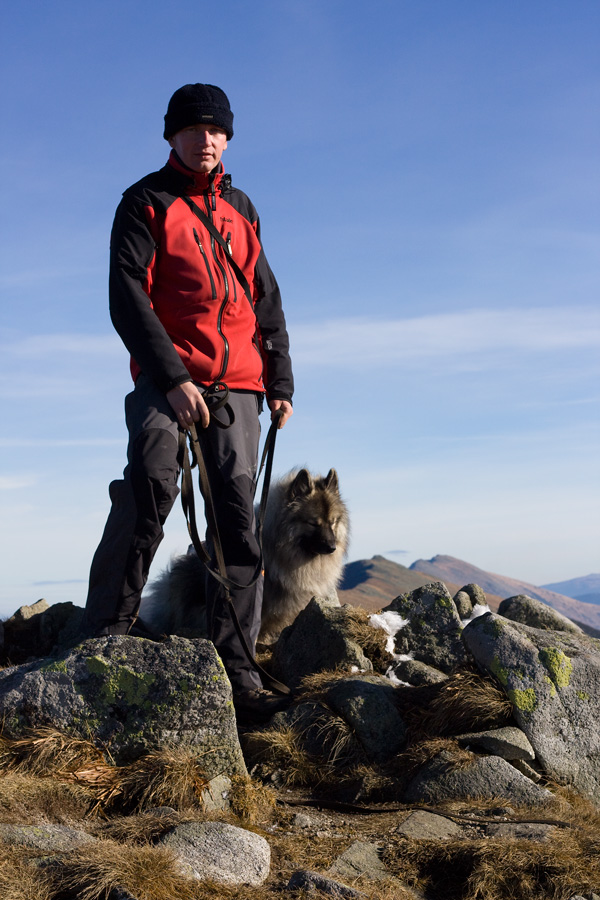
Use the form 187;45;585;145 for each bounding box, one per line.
227;774;276;823
383;828;600;900
344;606;394;673
396;668;514;740
0;771;93;824
0;844;54;900
0;728;105;777
244;724;325;787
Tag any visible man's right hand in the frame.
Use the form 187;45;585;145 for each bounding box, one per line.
166;382;210;429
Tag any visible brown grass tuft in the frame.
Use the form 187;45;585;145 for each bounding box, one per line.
227;774;276;823
243;725;325;787
344;606;394;673
396;668;513;739
0;844;54;900
0;728;105;777
0;771;93;824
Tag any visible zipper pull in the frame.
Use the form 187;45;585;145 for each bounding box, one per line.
226;232;232;256
193;227;202;248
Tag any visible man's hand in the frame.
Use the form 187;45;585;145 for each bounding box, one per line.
268;398;293;429
166;382;210;429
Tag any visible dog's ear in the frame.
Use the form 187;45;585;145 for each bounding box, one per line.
289;468;313;500
324;469;339;493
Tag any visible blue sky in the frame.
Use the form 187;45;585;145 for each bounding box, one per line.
1;0;598;617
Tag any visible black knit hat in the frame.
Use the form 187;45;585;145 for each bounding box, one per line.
164;84;234;140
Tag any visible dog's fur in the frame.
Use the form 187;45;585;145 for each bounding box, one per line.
140;468;350;643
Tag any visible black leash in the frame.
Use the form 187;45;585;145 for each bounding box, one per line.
178;390;290;696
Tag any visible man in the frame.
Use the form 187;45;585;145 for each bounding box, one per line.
82;84;294;719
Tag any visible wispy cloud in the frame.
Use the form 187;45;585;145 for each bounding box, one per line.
0;475;36;490
4;333;122;358
290;306;600;367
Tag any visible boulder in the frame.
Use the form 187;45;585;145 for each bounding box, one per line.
453;591;474;620
403;751;552;806
272;599;372;689
286;870;367;897
390;658;447;686
486;822;556;841
0;636;246;775
0;823;96;852
462;612;600;803
322;676;407;763
455;726;535;761
159;821;270;886
329;840;404;889
1;600;83;664
498;594;583;634
395;809;462;840
383;582;468;673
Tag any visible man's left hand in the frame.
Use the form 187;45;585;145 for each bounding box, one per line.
268;398;293;429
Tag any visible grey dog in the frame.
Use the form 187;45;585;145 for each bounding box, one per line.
140;468;350;644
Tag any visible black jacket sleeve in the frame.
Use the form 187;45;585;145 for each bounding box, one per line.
108;191;192;394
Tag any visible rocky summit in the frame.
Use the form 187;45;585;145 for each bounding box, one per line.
1;583;600;899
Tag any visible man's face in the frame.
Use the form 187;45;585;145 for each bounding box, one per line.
168;124;228;173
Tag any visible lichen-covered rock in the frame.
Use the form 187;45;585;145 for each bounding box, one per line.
498;594;583;634
286;870;367;897
462;612;600;803
272;599;372;690
453;591;474;620
159;821;270;885
383;582;468;673
395;809;462;840
329;840;404;889
0;636;246;775
322;676;407;762
403;751;552;806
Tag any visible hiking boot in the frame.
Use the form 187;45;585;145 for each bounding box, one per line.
233;688;291;724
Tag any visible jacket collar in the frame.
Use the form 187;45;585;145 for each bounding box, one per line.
167;150;224;193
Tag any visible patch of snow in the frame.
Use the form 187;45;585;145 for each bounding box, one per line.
369;611;409;654
461;603;491;627
385;666;412;687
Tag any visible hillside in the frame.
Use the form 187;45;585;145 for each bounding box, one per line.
409;554;600;631
543;574;600;606
337;554;504;613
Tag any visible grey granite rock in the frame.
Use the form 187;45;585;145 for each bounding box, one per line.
286;870;367;897
0;823;96;853
383;582;468;673
323;676;407;762
499;595;583;634
395;809;462;840
453;591;474;619
403;751;552;806
391;658;448;686
455;726;535;761
0;635;246;775
487;822;556;841
272;599;372;690
462;612;600;803
160;821;270;885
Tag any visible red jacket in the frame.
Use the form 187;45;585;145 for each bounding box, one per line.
109;152;293;402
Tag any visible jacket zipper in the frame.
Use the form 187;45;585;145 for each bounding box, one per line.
204;193;230;381
192;228;217;300
225;232;237;304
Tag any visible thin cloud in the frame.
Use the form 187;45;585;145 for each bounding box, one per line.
290;306;600;367
0;475;36;490
4;333;121;358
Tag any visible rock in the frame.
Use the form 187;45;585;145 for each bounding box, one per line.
1;601;84;664
453;591;474;619
511;759;543;782
403;751;552;806
395;809;462;840
159;821;270;885
391;658;447;686
383;582;468;673
455;726;535;761
0;636;246;775
286;870;367;897
272;599;372;690
487;822;556;841
460;584;487;607
322;676;407;762
462;612;600;803
0;823;96;853
329;840;404;889
199;774;231;812
499;595;583;634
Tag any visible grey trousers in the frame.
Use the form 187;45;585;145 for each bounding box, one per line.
83;374;263;691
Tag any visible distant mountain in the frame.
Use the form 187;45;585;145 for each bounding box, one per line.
337;554;504;613
409;555;600;632
542;574;600;607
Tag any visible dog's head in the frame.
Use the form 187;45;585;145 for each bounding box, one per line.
287;468;346;557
